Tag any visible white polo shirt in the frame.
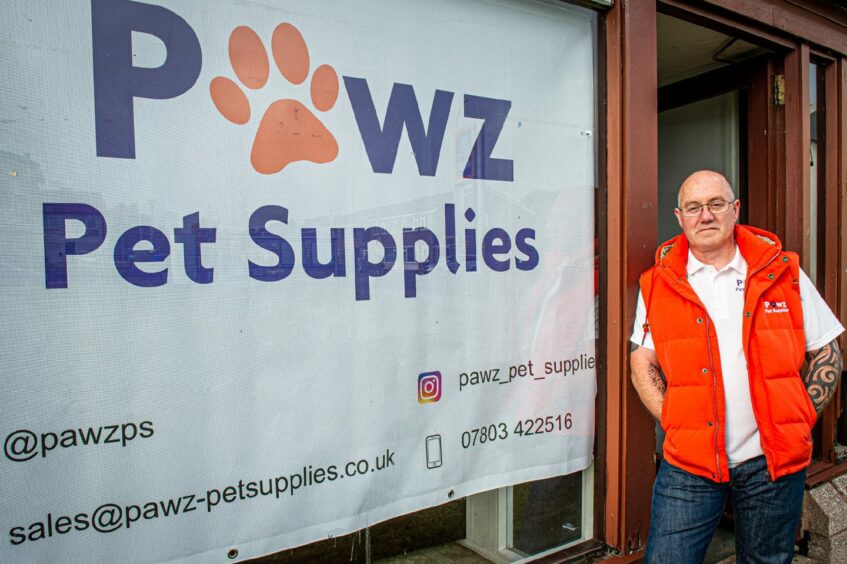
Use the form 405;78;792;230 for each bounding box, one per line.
632;246;844;466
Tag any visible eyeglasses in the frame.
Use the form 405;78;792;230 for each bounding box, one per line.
678;199;735;217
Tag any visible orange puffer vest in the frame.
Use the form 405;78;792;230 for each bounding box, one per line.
640;225;814;482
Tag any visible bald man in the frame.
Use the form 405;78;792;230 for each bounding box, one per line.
630;171;843;563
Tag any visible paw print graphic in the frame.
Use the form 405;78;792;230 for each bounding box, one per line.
210;24;339;174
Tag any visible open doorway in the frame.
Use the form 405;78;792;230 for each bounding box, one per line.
656;13;772;243
654;13;778;562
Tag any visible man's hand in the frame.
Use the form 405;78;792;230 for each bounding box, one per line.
804;339;843;414
631;344;665;420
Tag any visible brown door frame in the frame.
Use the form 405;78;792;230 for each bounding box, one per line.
603;0;847;554
602;0;658;553
805;51;847;485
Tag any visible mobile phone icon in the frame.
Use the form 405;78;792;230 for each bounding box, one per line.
426;434;442;469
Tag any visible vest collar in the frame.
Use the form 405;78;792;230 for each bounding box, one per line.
656;225;782;277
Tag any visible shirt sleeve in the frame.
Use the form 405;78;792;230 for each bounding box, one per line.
630;290;655;350
798;269;845;351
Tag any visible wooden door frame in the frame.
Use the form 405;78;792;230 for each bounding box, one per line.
602;0;847;554
805;51;847;485
602;0;658;553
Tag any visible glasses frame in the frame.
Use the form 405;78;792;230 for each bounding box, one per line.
677;199;736;217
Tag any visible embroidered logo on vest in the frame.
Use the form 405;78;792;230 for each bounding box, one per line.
763;300;789;314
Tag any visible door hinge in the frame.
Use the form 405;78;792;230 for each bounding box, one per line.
773;74;785;106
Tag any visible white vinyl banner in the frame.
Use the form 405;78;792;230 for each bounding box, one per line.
0;0;597;562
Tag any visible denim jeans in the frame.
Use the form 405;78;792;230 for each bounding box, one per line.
645;456;806;564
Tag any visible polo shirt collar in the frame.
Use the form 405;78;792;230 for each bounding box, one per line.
686;245;747;276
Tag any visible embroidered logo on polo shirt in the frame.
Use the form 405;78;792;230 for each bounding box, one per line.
736;279;744;292
763;300;789;314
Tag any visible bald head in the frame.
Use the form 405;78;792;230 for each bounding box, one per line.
677;171;735;208
673;169;740;265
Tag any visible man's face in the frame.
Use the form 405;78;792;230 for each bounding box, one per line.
674;174;740;254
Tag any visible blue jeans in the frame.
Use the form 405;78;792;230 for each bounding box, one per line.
645;456;806;564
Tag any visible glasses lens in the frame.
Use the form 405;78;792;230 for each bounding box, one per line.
683;205;702;216
709;200;729;213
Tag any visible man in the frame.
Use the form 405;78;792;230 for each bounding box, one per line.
630;170;844;563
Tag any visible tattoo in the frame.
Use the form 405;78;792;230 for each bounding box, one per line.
648;364;666;395
804;340;843;413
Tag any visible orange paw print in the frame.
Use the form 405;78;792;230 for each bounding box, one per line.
210;24;339;174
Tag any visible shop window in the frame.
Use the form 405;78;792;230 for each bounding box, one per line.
249;466;596;562
246;1;601;561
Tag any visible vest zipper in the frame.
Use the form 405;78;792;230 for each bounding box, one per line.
704;315;722;482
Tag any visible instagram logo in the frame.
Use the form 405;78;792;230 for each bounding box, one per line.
418;371;442;404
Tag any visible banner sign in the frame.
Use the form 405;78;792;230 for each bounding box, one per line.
0;1;597;561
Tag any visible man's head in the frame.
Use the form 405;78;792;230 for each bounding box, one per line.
674;170;740;257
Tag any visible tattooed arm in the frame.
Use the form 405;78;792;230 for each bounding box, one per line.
631;343;665;420
804;339;843;414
